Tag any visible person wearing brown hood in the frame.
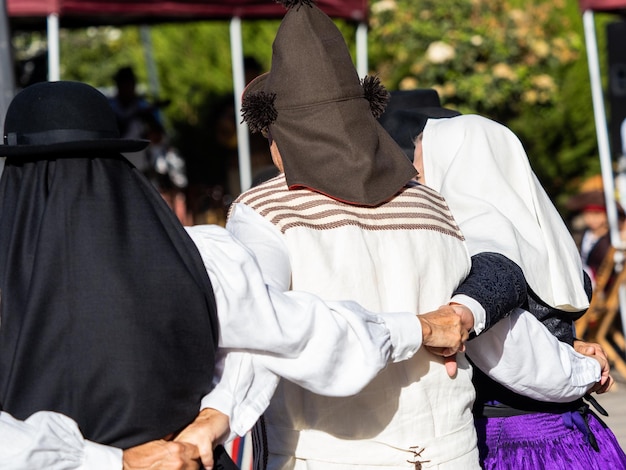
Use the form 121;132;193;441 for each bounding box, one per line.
185;1;482;468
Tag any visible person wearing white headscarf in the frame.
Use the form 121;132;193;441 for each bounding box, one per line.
422;115;588;312
418;114;626;469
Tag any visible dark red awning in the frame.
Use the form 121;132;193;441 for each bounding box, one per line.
579;0;626;13
7;0;368;27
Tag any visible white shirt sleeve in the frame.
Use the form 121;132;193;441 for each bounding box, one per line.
465;308;601;402
201;350;278;440
185;222;421;365
0;411;122;470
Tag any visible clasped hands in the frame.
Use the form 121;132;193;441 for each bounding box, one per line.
122;408;230;470
418;303;474;378
121;308;614;469
573;339;614;394
419;303;615;395
120;305;474;469
120;304;472;469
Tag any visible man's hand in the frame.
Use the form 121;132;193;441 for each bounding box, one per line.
448;303;474;332
419;305;471;377
122;440;200;470
574;339;614;394
173;408;231;470
419;305;470;352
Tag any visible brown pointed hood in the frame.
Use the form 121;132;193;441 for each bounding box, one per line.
241;0;416;206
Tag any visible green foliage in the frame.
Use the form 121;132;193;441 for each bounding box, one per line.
59;27;143;88
51;22;271;127
10;1;622;207
368;0;617;204
13;21;280;174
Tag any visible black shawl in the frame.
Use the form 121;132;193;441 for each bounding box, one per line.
0;153;219;449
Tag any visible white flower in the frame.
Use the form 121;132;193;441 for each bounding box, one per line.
426;42;456;64
532;74;556;90
492;63;516;81
371;0;397;14
471;35;483;47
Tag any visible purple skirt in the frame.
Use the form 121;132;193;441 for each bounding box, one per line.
476;410;626;469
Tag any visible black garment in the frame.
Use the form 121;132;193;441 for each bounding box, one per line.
456;252;589;339
586;232;611;279
459;252;592;417
526;285;589;345
0;154;219;449
471;286;589;419
453;252;527;334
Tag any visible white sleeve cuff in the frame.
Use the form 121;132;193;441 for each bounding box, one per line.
377;312;422;361
451;294;485;334
82;441;123;470
201;366;277;439
566;349;601;387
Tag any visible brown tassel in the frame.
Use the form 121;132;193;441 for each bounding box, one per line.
362;75;390;119
241;91;278;134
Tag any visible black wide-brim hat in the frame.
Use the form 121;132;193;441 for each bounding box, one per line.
240;0;416;207
1;81;149;157
379;107;461;161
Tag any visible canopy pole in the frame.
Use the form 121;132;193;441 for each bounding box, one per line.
0;0;14;176
356;21;368;78
47;13;60;81
583;10;621;247
230;16;252;194
140;25;160;98
1;0;15;125
583;9;626;341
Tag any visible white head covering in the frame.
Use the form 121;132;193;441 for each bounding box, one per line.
422;114;589;312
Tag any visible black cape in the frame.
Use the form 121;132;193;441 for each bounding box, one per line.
0;153;227;456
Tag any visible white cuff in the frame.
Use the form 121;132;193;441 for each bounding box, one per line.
568;350;602;387
378;312;422;361
201;386;264;440
451;294;485;334
82;441;123;470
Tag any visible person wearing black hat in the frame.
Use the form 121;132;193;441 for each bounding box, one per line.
378;100;461;161
0;79;234;470
222;0;483;468
0;81;469;469
380;105;616;410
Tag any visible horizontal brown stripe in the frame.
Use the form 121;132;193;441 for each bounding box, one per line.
234;174;463;240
